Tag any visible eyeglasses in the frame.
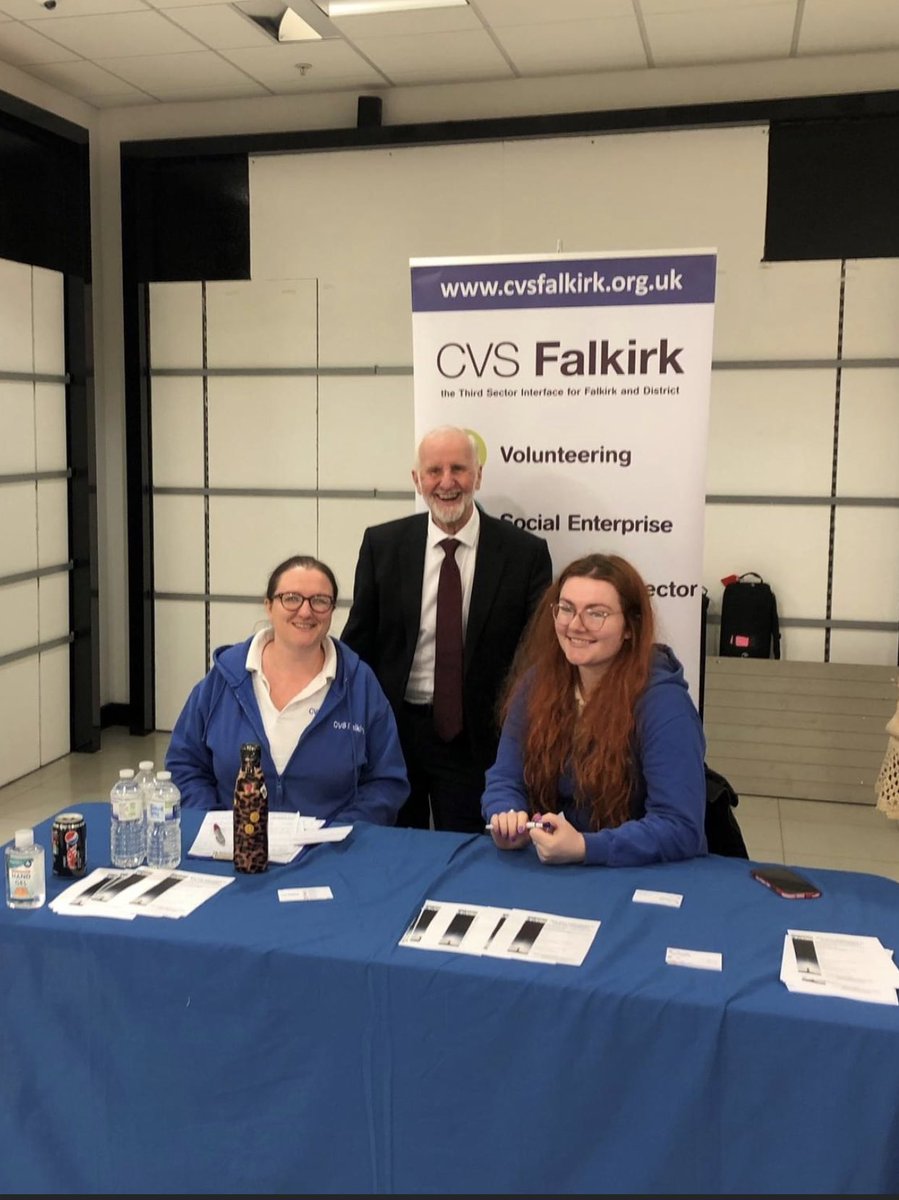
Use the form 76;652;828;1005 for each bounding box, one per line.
551;601;622;631
272;592;335;614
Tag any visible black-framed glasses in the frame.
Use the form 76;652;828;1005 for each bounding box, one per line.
551;601;622;632
273;592;335;614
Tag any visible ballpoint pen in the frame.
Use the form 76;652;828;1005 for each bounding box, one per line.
213;822;226;846
484;820;554;833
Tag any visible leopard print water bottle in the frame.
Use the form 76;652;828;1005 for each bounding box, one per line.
233;743;268;873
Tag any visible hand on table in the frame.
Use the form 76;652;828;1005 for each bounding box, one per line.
529;811;586;865
486;809;532;851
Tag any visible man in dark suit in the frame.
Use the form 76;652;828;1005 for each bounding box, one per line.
341;426;553;833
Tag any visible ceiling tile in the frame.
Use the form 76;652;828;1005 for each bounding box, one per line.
497;16;646;74
641;0;787;12
476;0;633;23
221;37;385;87
143;0;238;8
350;29;511;83
24;11;205;58
798;0;899;55
331;4;481;37
97;48;262;91
163;4;278;49
0;0;144;16
25;57;151;98
0;21;80;64
645;4;795;66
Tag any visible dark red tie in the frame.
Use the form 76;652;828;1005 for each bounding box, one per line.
433;538;464;742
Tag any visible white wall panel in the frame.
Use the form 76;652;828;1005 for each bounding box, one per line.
0;659;40;788
34;383;67;472
0;580;38;659
154;599;207;732
706;369;835;495
714;259;841;360
205;279;317;368
836;369;899;497
209;600;267;660
842;258;899;357
778;628;827;663
318;496;416;600
39;644;70;766
703;505;831;622
149;282;203;368
251;143;502;364
31;267;65;377
36;480;69;567
318;375;414;490
208;495;318;595
830;630;899;666
831;507;899;623
0;259;33;373
150;376;205;488
38;573;70;643
501;127;767;265
0;381;35;474
153;495;206;593
4;483;38;576
207;376;318;488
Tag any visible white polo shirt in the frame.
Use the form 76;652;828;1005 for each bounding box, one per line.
246;629;338;774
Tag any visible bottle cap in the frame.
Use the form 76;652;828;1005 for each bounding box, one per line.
157;770;172;781
119;768;135;779
138;761;154;771
14;829;34;849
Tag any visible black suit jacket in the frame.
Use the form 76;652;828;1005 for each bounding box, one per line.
341;510;553;772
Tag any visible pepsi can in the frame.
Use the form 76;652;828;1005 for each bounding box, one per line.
52;812;87;877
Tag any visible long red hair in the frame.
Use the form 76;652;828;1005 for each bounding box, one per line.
502;554;656;829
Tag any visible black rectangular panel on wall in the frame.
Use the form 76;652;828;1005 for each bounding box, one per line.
0;125;89;277
766;114;899;261
124;154;250;282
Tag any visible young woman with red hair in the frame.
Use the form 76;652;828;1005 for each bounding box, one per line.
482;553;707;866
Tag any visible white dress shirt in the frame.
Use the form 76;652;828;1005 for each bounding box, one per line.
405;505;480;705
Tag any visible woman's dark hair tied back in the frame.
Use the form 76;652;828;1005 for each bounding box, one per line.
266;555;339;603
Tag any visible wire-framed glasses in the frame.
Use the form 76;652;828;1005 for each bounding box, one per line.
551;601;622;631
273;592;335;614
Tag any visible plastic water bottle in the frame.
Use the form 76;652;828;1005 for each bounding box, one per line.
146;771;182;870
110;768;145;868
5;828;46;909
134;760;155;859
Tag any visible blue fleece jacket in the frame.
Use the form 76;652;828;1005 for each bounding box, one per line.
481;645;708;866
166;636;409;824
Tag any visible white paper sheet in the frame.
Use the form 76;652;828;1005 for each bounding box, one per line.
780;929;899;1005
187;811;349;864
399;899;599;966
51;865;233;920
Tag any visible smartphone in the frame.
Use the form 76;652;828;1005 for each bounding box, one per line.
751;865;822;899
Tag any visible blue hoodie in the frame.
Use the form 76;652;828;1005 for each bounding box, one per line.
482;645;708;866
166;636;409;825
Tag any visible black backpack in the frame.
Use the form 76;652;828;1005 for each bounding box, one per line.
718;572;781;659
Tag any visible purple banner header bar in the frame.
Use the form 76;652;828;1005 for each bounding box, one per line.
411;253;716;312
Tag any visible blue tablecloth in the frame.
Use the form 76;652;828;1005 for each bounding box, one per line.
1;803;897;1194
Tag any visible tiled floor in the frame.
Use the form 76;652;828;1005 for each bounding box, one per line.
1;727;897;882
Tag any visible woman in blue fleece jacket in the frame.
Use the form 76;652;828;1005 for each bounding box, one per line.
482;553;707;866
166;555;408;824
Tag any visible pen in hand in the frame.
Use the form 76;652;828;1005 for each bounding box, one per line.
484;820;554;833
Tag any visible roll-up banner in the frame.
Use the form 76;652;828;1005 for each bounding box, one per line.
410;250;717;698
